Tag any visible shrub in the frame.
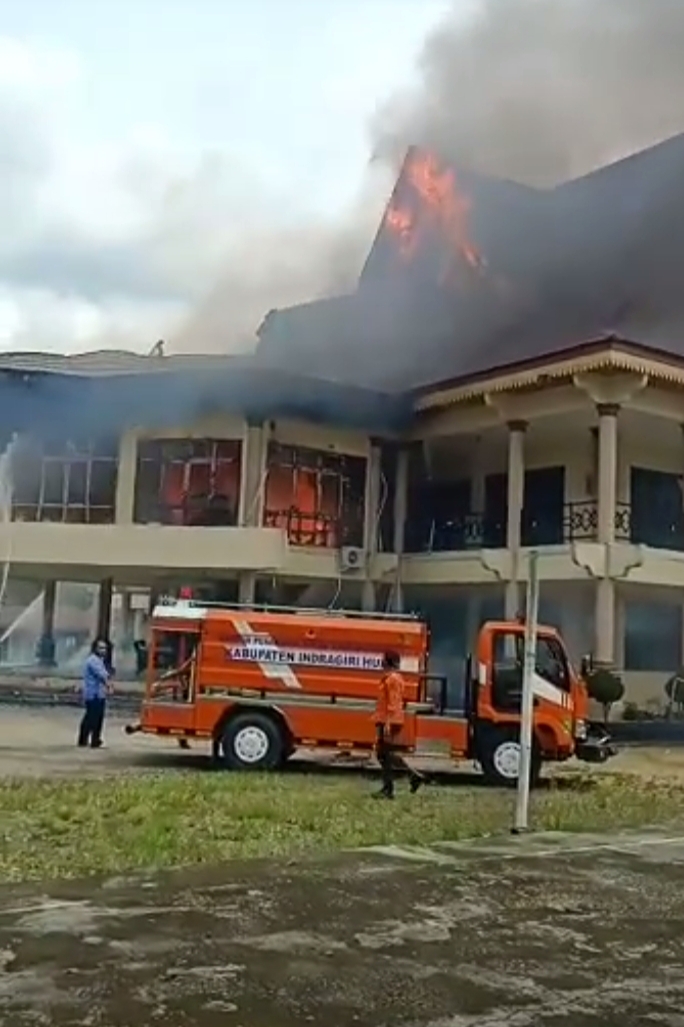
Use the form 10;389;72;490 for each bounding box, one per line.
665;671;684;712
586;667;625;723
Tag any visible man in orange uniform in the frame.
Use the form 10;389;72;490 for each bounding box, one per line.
373;650;425;799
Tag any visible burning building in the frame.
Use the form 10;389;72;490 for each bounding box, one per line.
4;134;684;709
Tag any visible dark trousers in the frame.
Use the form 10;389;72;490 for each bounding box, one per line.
376;724;412;795
78;698;106;748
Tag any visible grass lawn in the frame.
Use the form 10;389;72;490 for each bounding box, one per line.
1;769;683;883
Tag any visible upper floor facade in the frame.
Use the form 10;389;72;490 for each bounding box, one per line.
2;339;684;603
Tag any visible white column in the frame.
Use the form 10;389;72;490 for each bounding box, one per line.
363;441;382;556
114;429;138;524
96;578;114;640
389;446;409;613
361;442;382;613
121;590;135;648
238;420;268;607
238;420;267;528
37;580;57;667
504;420;526;621
614;588;626;669
597;404;618;545
594;404;619;665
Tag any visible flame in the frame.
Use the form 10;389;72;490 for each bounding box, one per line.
384;149;486;283
385;205;416;257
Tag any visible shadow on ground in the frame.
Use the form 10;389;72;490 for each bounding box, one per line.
123;746;599;793
1;829;683;1026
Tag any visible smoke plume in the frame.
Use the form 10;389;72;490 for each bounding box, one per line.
372;0;684;186
176;0;684;355
171;172;390;353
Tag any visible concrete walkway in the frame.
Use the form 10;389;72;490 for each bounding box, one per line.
1;829;683;1025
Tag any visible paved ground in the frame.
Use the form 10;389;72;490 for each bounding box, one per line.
2;704;684;781
3;708;684;1024
2;830;684;1025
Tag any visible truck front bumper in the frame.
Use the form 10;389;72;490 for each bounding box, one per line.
575;725;618;764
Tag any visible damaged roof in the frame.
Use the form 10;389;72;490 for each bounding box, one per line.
0;350;411;439
258;131;684;391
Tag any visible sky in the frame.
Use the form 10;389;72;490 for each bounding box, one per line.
0;0;453;354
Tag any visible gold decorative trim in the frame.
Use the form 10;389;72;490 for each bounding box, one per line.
415;345;684;412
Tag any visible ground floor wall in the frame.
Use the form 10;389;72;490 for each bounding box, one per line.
1;572;682;717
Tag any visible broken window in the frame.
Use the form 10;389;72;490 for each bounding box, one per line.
134;439;242;526
263;442;366;547
11;437;118;524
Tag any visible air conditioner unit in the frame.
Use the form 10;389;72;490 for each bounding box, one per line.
339;546;365;572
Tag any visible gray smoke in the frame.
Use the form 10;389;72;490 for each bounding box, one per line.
176;0;684;356
372;0;684;186
171;171;390;353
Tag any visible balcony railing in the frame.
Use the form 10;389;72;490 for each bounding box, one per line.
405;514;493;554
564;501;631;542
406;502;636;554
136;495;239;527
263;508;364;549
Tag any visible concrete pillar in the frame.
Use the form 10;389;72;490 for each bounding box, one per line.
363;442;382;556
120;590;135;649
37;580;57;667
597;404;618;545
96;578;114;641
504;421;527;621
614;588;626;669
466;592;481;652
388;446;409;613
237;420;268;610
361;442;382;613
594;404;619;665
114;429;138;524
361;580;376;612
595;578;616;666
239;420;267;528
147;586;160;616
133;606;146;641
238;572;257;606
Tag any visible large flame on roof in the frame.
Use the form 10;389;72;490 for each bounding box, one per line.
383;149;486;284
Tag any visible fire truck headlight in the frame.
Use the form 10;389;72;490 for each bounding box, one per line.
575;719;588;741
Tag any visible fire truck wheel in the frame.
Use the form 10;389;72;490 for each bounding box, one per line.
220;712;285;771
479;731;542;789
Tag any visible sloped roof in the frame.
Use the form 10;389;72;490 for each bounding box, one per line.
0;351;410;438
258;132;684;391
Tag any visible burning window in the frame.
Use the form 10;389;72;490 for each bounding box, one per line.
11;437;118;524
134;439;242;526
263;443;365;548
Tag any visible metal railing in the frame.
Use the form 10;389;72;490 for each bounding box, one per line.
405;502;635;553
405;513;493;554
564;501;631;542
263;508;364;548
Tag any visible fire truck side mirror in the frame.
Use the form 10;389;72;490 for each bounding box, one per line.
580;654;592;678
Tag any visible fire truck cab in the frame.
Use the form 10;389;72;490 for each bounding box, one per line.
127;599;615;787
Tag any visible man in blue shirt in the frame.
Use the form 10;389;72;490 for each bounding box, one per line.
77;639;113;748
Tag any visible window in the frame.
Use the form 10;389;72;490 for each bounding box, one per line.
134;439;241;526
12;438;117;524
624;600;682;672
263;443;366;548
149;630;199;703
630;468;684;550
491;630;570;711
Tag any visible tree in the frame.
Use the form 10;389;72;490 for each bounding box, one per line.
586;667;625;724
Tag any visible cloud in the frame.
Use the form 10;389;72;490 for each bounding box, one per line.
0;33;391;355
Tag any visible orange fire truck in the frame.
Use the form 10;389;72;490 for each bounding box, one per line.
126;599;615;786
